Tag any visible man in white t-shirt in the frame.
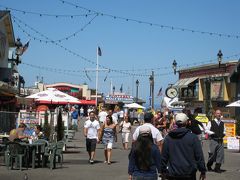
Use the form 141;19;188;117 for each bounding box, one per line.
84;111;100;164
98;107;108;124
132;112;163;152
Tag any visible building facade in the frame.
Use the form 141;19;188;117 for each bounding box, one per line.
174;61;238;119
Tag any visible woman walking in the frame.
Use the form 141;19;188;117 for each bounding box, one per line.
101;115;116;165
128;126;161;180
119;115;131;150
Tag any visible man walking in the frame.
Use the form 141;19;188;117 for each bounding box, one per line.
205;109;225;173
84;111;101;164
132;112;163;152
161;113;206;180
71;107;79;128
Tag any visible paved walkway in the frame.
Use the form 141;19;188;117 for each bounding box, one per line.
0;121;240;180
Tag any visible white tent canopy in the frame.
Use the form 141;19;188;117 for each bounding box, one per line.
124;103;145;109
226;100;240;107
26;88;80;104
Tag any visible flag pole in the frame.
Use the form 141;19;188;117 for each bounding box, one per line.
95;47;99;109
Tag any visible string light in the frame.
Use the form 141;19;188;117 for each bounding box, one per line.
0;4;96;18
58;0;240;40
12;16;240;77
13;16;151;77
2;2;240;39
14;18;240;76
12;14;99;43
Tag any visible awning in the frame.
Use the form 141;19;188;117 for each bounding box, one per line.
173;77;198;88
78;100;96;105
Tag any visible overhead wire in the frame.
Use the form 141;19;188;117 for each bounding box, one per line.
58;0;240;40
1;2;240;39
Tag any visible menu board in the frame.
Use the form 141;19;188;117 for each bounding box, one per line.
222;119;236;144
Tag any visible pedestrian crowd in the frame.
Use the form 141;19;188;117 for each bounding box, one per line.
6;105;225;179
81;106;226;180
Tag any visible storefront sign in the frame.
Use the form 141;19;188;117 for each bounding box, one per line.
211;81;223;99
105;95;133;104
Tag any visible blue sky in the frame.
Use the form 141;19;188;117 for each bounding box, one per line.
1;0;240;105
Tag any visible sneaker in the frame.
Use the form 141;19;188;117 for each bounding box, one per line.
90;159;94;164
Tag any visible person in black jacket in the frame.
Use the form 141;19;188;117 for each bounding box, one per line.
161;113;206;180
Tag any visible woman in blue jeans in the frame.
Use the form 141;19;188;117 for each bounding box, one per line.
128;126;161;180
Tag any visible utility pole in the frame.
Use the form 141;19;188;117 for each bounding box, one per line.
149;71;154;109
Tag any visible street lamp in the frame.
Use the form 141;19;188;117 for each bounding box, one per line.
15;38;23;65
8;38;23;65
149;73;154;109
136;79;139;103
113;86;115;95
217;50;223;68
172;60;177;75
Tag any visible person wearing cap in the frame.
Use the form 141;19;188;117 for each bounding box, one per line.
205;109;225;173
161;113;206;180
132;112;163;152
128;126;161;180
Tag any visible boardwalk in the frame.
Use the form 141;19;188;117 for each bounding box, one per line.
0;121;240;180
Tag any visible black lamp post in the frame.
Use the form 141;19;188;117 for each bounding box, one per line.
136;79;139;103
149;72;154;109
113;86;115;95
172;60;177;75
217;50;223;68
15;38;23;65
8;38;23;65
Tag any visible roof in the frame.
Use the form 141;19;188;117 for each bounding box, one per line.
178;60;238;72
0;11;9;19
46;82;83;89
173;77;198;88
0;10;15;46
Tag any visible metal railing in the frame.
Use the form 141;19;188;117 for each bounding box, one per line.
0;111;18;133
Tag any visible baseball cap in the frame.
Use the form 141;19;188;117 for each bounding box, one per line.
175;113;189;124
139;126;151;135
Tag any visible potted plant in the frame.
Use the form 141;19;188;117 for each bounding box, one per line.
43;111;51;141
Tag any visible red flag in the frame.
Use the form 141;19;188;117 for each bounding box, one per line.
98;46;102;56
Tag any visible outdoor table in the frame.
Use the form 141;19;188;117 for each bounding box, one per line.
20;142;46;168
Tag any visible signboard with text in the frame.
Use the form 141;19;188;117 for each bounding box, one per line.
227;137;240;151
105;95;134;104
222;119;236;144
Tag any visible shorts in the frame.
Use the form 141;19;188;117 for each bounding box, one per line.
86;138;97;152
104;142;113;149
121;132;130;143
